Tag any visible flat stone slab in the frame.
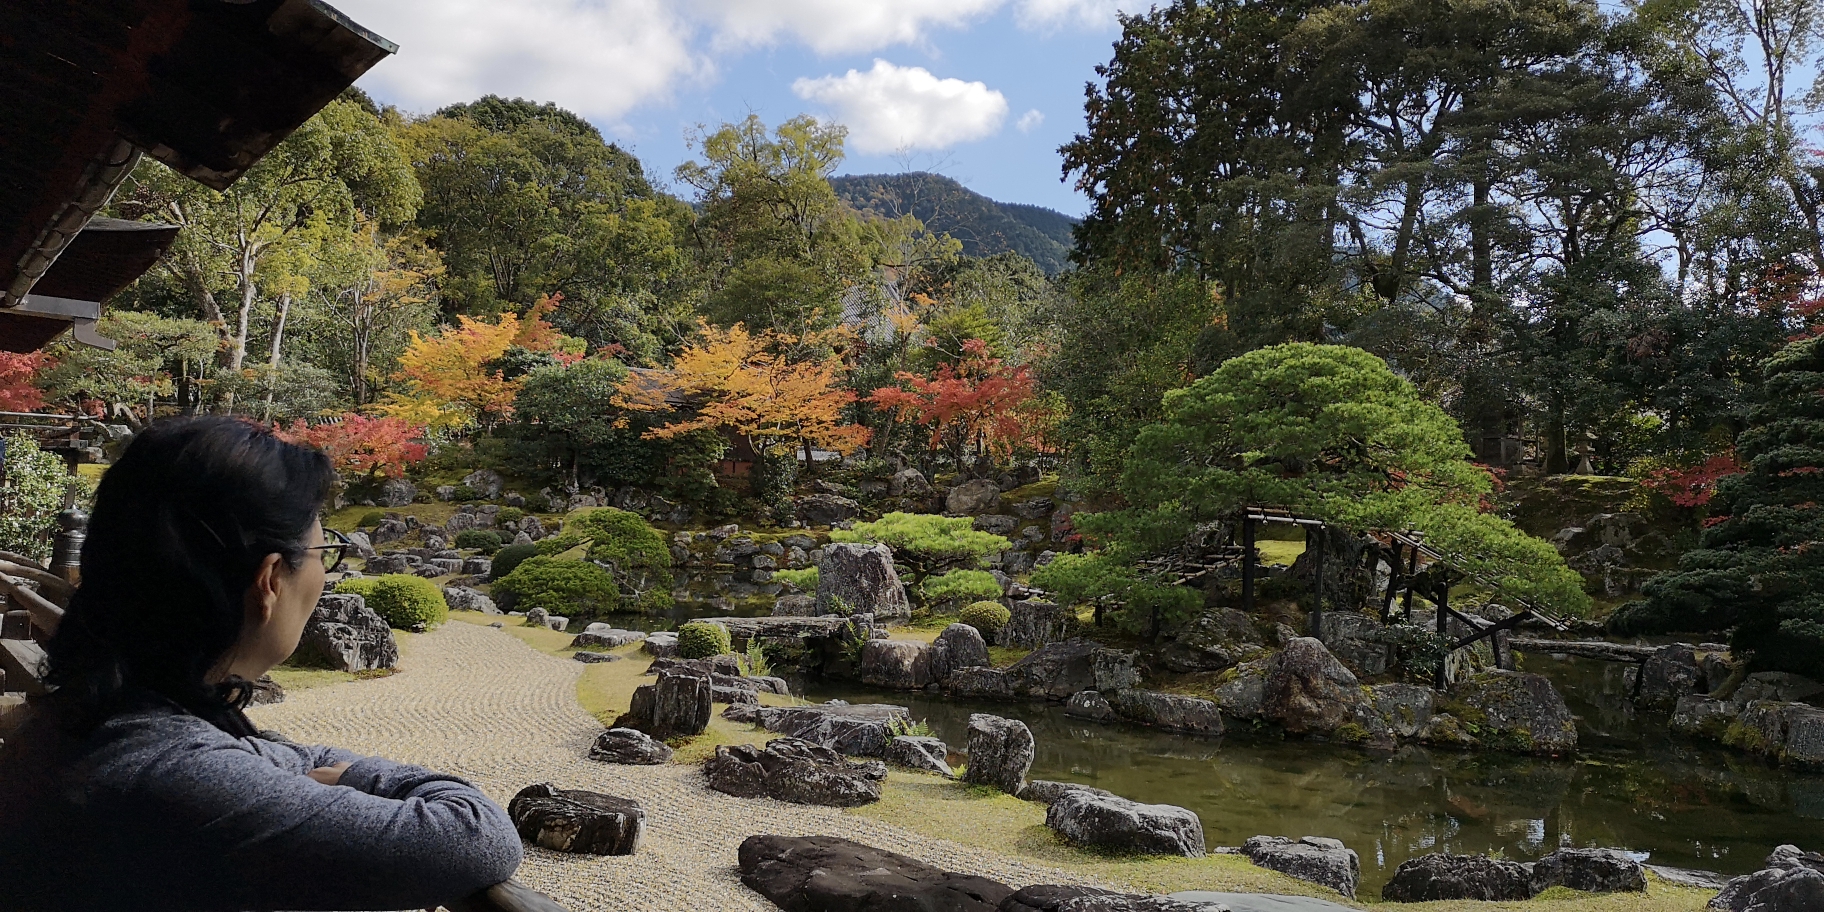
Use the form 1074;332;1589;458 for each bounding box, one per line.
1168;892;1358;912
692;615;850;639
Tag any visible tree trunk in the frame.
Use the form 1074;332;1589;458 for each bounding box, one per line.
262;291;291;423
1544;396;1569;475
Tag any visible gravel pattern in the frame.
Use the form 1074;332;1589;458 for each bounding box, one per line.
249;621;1098;911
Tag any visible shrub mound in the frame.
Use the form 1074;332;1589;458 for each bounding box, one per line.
495;506;526;525
454;529;504;554
959;601;1011;641
356;510;387;528
336;574;447;630
922;569;1003;608
534;508;673;612
490;543;540;579
493;556;619;616
677;621;732;659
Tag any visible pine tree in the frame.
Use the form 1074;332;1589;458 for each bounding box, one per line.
1614;334;1824;676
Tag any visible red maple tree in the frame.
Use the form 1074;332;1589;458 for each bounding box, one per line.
1643;450;1745;508
0;352;50;412
278;415;428;481
868;339;1049;470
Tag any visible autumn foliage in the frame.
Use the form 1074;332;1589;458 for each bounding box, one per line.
378;297;569;430
0;352;49;412
869;339;1049;467
613;321;870;456
278;415;428;480
1641;450;1745;508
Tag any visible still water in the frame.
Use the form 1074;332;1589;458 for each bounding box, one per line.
796;655;1824;893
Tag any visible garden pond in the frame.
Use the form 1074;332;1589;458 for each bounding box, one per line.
793;654;1824;894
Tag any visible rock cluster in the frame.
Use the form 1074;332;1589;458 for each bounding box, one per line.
1672;671;1824;770
704;739;886;807
507;783;644;855
752;702;911;757
291;594;398;672
1711;845;1824;912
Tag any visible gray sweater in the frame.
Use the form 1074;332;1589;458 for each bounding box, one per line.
0;692;524;912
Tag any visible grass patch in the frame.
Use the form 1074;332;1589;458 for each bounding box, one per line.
850;776;1715;911
1255;539;1305;567
989;646;1034;667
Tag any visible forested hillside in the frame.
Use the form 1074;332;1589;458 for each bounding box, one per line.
832;173;1076;273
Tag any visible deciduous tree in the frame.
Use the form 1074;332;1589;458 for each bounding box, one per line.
277;415;429;482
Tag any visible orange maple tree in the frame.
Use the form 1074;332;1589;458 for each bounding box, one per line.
0;352;49;412
869;339;1049;469
278;415;429;481
379;299;569;430
613;321;870;458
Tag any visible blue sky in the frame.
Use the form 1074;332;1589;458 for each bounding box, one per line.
331;0;1150;217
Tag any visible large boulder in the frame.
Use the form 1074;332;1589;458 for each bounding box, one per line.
1018;780;1117;807
797;494;861;528
1381;853;1535;902
1261;638;1394;748
945;667;1016;700
889;468;933;497
1732;672;1824;706
1213;660;1270;720
292;594;399;672
1371;684;1436;739
1102;690;1225;737
1712;845;1824;912
461;469;503;499
1671;694;1735;740
589;728;674;765
572;626;646;649
507;783;643;855
377;478;416;507
704;739;886;807
1529;848;1645;894
1633;644;1705;712
817;543;912;621
886;736;953;777
1046;790;1205;858
961;713;1034;795
756;703;910;757
1159;608;1264;673
737;834;1013;912
930;623;991;681
1240;836;1360;898
1317;613;1395;678
859;639;934;690
1004;640;1134;701
773;593;821;617
617;670;713;740
1001;600;1076;649
1447;670;1578;755
946;478;1003;515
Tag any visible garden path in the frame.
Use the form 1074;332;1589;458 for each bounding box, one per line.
248;620;1096;911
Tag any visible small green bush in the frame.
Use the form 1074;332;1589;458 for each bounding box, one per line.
960;601;1011;640
745;639;773;676
493;556;619;616
454;529;504;553
491;543;540;579
337;574;447;630
678;621;733;659
357;510;388;528
496;506;526;524
922;569;1003;607
773;567;819;590
449;485;478;501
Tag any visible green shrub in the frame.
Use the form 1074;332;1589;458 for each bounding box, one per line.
454;529;504;553
678;621;732;659
496;506;526;524
357;510;388;528
921;570;1003;607
493;556;619;616
337;574;447;630
491;543;540;579
0;433;91;564
547;508;674;612
745;639;773;676
830;513;1009;587
773;567;819;590
960;601;1012;640
449;485;479;501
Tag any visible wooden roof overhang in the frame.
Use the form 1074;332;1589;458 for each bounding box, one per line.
0;0;395;352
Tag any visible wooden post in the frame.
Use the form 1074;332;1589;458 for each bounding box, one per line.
1309;525;1325;642
1400;544;1419;622
1241;513;1256;614
1435;581;1450;690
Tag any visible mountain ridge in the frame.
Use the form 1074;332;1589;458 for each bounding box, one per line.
831;172;1077;273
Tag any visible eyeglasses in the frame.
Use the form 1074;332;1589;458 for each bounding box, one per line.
306;529;354;574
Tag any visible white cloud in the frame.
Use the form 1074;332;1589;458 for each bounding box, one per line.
685;0;1005;54
1014;0;1137;30
332;0;701;122
793;60;1009;153
1016;109;1045;132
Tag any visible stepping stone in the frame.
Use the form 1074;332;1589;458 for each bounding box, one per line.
572;651;620;663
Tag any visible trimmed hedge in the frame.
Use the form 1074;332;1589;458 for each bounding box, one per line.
454;529;504;554
336;574;447;630
490;543;540;579
535;508;673;613
357;510;387;528
959;601;1011;641
496;507;526;524
493;556;619;616
678;621;732;659
921;569;1003;607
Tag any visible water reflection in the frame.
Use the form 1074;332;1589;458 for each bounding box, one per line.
801;663;1824;892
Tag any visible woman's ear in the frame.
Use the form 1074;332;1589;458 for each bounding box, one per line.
246;553;286;626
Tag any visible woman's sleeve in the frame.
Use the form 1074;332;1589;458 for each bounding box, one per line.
243;733;366;773
123;732;524;910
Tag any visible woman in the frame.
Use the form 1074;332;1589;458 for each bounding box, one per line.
0;417;523;911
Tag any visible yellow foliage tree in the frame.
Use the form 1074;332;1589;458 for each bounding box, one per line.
378;313;525;431
613;321;871;459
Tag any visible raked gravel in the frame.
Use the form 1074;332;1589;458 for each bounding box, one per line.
249;620;1100;911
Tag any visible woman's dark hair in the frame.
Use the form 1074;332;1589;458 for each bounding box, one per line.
42;417;334;736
